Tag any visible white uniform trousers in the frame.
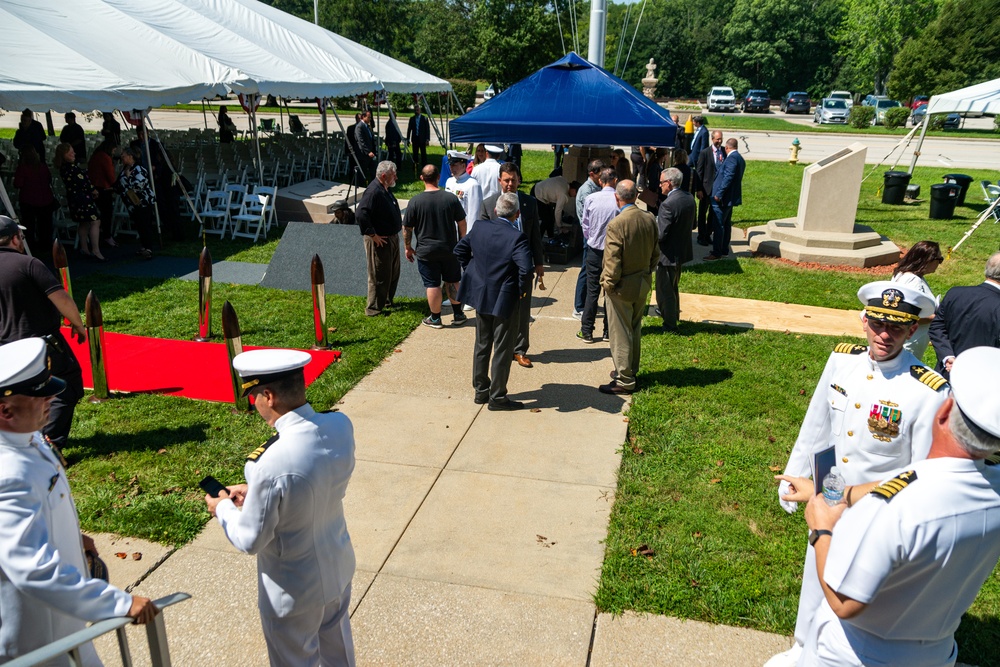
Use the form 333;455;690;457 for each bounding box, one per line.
261;584;354;667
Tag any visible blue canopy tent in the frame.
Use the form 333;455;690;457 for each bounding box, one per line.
449;52;677;146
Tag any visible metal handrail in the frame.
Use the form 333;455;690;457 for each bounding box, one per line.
5;592;191;667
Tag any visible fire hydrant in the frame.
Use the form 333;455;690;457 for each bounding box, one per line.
789;138;801;165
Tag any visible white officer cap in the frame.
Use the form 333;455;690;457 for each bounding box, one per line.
484;144;503;154
0;338;66;397
233;349;311;397
950;347;1000;439
857;280;936;323
447;150;471;163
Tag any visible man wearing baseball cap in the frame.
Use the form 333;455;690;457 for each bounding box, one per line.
789;346;1000;665
0;338;157;664
204;349;357;666
0;215;87;455
766;280;950;667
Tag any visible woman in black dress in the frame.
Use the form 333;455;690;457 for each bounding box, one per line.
54;142;104;261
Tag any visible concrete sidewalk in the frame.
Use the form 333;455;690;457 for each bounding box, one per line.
90;263;868;665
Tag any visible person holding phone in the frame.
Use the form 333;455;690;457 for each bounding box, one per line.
204;349;357;667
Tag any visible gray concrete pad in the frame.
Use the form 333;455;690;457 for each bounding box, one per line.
339;390;479;468
448;407;623;488
345;459;440;572
95;538;374;666
352;573;595;666
589;611;792;667
381;470;613;601
89;533;173;591
353;323;475;400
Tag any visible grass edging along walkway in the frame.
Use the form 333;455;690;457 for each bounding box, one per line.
597;322;1000;667
67;274;422;546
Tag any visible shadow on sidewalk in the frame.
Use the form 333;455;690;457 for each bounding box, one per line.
527;346;610;365
511;382;626;413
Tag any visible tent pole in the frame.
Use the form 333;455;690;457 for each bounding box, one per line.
952;196;1000;254
201;99;208;130
146;117;204;233
278;97;284;135
907;113;931;174
252;96;264;186
419;94;444;149
330;109;358;196
140;112;163;246
322;99;329;180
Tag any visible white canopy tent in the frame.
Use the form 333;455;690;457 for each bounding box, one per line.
0;0;252;112
908;77;1000;173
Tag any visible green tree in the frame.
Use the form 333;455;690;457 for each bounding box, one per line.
409;0;478;81
721;0;841;99
889;0;1000;101
470;0;563;88
835;0;939;96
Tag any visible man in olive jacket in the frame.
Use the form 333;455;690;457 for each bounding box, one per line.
599;180;659;395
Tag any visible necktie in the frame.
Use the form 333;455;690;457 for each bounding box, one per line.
716;148;724;165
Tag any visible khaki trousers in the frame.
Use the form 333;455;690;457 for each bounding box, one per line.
606;280;651;390
364;234;400;316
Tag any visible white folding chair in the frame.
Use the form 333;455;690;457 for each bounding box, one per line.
231;193;271;242
199;190;231;237
252;185;278;231
981;180;1000;223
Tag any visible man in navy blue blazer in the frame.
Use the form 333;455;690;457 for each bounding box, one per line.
687;115;708;168
454;192;533;410
707;137;746;260
929;252;1000;378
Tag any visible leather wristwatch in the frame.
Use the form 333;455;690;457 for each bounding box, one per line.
809;529;833;546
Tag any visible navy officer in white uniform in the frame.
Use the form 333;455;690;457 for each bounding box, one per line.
205;349;356;667
785;346;1000;666
766;281;948;667
0;338;157;666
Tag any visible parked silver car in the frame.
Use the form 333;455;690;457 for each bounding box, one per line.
872;99;902;125
813;98;849;124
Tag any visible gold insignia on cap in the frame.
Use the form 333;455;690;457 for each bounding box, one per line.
910;366;948;392
834;343;867;355
869;470;917;502
881;288;903;308
240;378;260;391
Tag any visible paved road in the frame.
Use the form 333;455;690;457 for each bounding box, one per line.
4;108;997;171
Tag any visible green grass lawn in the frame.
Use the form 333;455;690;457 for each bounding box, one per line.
689;113;1000;140
65;274;423;544
596;322;1000;666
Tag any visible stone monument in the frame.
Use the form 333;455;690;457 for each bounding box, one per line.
747;142;900;267
642;59;657;99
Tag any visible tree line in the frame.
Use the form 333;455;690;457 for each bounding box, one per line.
263;0;999;102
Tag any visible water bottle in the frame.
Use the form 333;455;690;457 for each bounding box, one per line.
822;466;845;506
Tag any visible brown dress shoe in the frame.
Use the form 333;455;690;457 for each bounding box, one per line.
513;353;533;368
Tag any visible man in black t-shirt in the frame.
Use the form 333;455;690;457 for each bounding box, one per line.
403;164;468;329
0;217;86;454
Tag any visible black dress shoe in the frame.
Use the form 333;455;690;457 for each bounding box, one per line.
474;394;489;405
599;381;634;395
488;398;524;411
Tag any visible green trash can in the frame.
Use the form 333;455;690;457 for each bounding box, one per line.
943;174;973;206
882;171;911;205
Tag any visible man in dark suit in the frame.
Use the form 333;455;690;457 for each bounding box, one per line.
454;192;533;411
687;116;708;168
929;252;1000;378
354;110;376;181
480;163;545;368
693;130;724;247
707;138;746;261
406;108;431;168
655;168;696;332
384;114;403;166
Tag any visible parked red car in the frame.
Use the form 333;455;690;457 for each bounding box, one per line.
910;95;929;110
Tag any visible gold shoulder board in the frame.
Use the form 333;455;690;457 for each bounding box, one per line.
869;470;918;502
834;343;867;355
247;433;280;462
910;366;949;392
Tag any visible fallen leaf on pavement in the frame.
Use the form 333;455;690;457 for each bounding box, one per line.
131;553;142;561
115;552;127;559
530;408;541;413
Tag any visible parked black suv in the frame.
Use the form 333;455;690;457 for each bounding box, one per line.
742;89;770;113
780;91;810;114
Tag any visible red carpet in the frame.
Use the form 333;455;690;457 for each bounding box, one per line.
65;327;340;403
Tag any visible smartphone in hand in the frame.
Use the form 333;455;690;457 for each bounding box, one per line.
199;475;228;498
